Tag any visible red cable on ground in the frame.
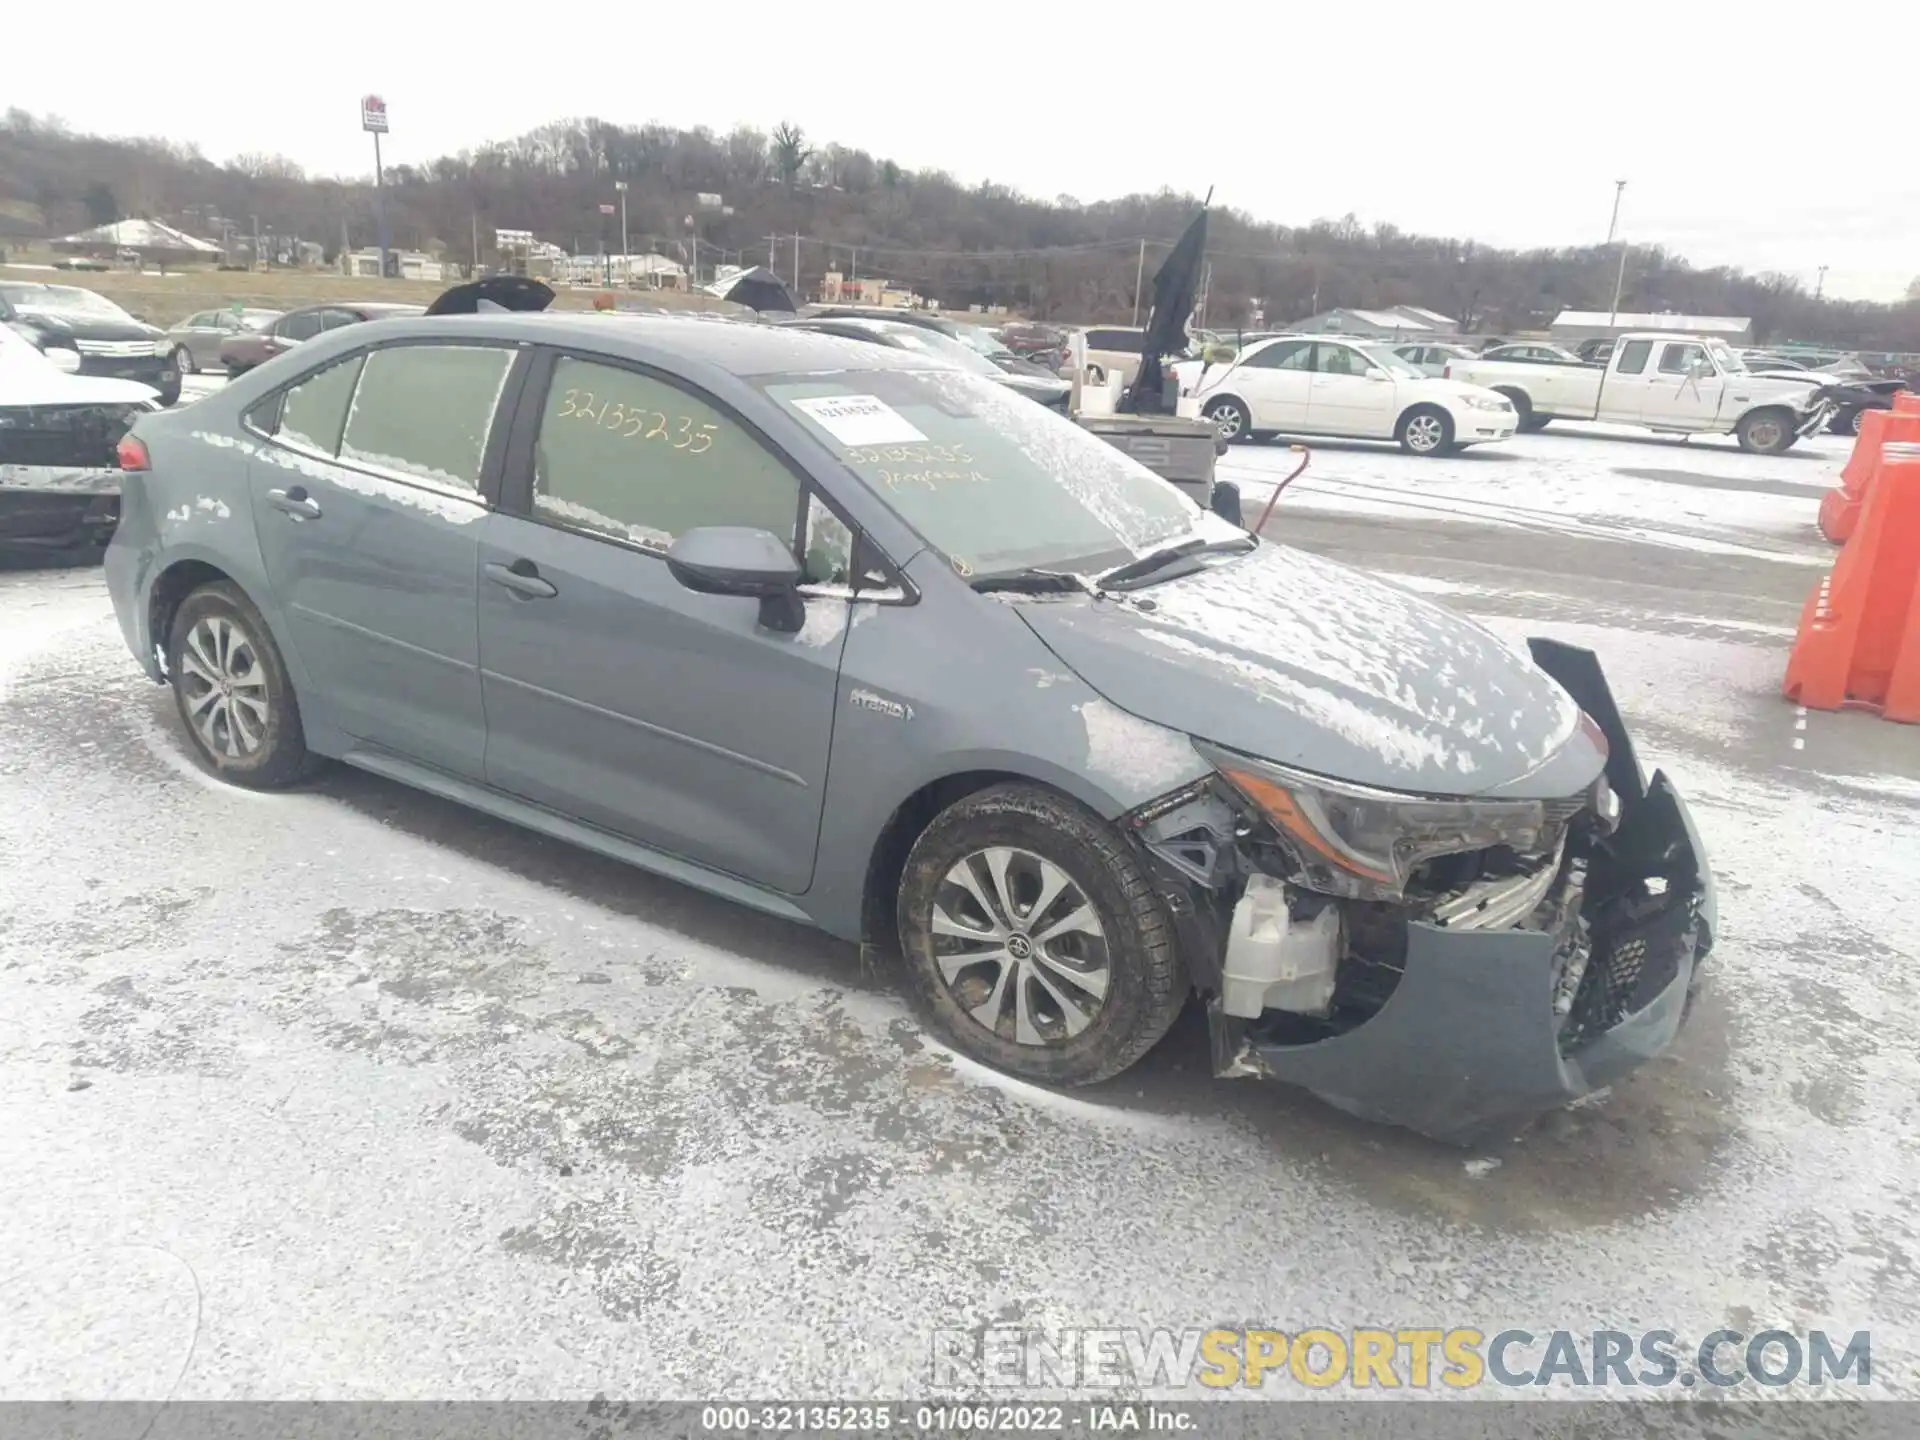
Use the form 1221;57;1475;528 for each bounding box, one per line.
1253;445;1311;533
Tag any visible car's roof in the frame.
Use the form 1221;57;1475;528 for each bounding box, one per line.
362;311;949;377
287;300;425;317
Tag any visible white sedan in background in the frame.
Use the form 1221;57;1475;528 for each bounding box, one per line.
1193;336;1518;455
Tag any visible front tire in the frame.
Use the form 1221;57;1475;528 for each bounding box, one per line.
1204;395;1252;444
1397;404;1455;456
166;582;318;789
896;783;1188;1087
1736;407;1796;455
174;345;197;376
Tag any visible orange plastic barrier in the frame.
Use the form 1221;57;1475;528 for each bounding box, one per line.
1818;408;1920;544
1785;440;1920;722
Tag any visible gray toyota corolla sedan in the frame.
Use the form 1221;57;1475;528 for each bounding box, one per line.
103;302;1716;1141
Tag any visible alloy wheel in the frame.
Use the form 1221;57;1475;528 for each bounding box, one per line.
1749;418;1785;451
930;846;1112;1047
1208;401;1247;441
178;614;270;758
175;347;196;375
1405;413;1445;453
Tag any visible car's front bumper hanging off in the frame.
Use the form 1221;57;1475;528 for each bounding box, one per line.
1197;639;1716;1143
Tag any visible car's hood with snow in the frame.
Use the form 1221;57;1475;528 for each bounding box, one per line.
1015;542;1600;797
0;346;157;406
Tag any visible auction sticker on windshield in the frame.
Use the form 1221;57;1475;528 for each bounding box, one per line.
789;394;927;446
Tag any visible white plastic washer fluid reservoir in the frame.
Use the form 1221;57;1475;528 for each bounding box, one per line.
1220;874;1341;1019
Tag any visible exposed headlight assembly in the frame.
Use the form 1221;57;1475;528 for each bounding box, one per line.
1198;742;1563;901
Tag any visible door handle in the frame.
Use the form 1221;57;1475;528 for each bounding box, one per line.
485;559;558;599
267;486;322;520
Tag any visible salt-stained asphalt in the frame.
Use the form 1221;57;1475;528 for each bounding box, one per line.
2;421;1916;1405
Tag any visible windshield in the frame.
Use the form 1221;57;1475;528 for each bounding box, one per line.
1710;342;1747;375
761;369;1199;577
0;284;132;320
1356;344;1424;379
866;325;1007;378
951;323;1017;360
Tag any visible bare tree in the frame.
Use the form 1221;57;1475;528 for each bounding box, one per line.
770;122;811;190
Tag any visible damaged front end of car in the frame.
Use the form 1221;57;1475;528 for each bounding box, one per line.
1122;639;1716;1144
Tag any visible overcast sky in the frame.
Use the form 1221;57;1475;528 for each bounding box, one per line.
12;2;1918;302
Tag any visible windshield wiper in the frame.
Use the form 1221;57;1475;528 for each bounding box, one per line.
969;568;1090;595
1096;534;1256;591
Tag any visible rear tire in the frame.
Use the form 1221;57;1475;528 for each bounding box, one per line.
895;783;1188;1087
174;345;197;376
166;582;319;789
1396;404;1456;456
1204;396;1251;443
1518;413;1551;433
1736;407;1796;455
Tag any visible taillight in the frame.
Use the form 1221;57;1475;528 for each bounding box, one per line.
116;434;150;471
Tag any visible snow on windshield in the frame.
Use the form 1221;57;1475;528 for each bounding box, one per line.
0;284;129;320
764;369;1197;577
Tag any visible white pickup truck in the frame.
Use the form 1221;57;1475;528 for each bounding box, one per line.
1444;332;1834;454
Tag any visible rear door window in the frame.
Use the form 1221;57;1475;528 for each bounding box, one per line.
1614;340;1654;375
529;355;802;552
338;344;516;491
277;311;323;342
274;355;366;454
1242;339;1313;371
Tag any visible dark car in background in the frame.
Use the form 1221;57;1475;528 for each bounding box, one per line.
784;315;1071;408
0;282;182;407
0;324;154;561
218;301;426;376
164;308;283;376
804;305;1062;382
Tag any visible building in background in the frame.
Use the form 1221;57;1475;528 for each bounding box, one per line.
1288;305;1459;339
346;248;443;281
50;219;220;269
819;272;922;308
1550;310;1753;344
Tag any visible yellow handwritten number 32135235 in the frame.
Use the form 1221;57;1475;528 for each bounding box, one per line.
555;389;717;454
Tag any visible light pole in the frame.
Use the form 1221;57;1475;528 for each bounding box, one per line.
1816;264;1828;301
1606;179;1628;328
614;181;629;287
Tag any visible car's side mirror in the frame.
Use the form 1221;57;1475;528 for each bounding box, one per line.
667;525;805;632
1365;367;1390;381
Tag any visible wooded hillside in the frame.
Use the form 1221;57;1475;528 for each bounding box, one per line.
5;108;1916;348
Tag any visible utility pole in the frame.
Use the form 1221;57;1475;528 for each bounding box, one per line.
471;211;480;275
793;232;801;296
1606;179;1628;328
1816;264;1828;301
1132;238;1146;326
768;233;778;269
615;181;629;287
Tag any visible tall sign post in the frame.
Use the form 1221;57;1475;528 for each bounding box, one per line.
361;95;390;279
614;181;629;287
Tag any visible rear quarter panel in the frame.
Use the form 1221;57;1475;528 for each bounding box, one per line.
109;407;326;737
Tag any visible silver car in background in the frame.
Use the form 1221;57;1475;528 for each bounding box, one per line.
163;307;283;376
102;299;1715;1141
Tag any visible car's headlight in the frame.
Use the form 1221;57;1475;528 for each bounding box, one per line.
1462;394;1511;412
42;347;82;373
1198;743;1562;900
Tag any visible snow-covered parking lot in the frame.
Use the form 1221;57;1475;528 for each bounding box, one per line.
2;415;1917;1406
